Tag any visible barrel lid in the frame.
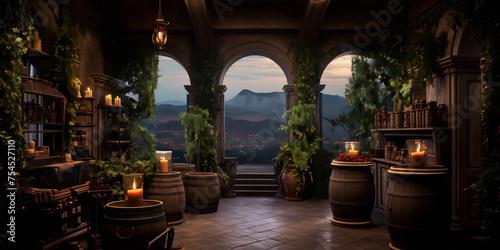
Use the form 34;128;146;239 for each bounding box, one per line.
389;165;447;175
154;171;181;176
331;160;373;167
185;172;217;178
106;199;163;208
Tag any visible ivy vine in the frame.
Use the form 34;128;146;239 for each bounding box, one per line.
190;48;223;121
0;0;33;171
449;0;500;242
53;2;80;153
180;106;218;173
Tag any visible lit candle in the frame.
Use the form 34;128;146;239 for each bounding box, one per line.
105;94;112;106
84;87;92;98
348;142;358;157
29;141;35;149
27;149;35;154
159;156;169;172
114;96;121;107
126;179;143;206
410;142;425;167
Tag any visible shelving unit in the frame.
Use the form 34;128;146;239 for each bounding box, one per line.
100;104;129;160
74;97;96;160
22;77;66;168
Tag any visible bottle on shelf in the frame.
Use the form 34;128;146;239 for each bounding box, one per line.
57;199;67;234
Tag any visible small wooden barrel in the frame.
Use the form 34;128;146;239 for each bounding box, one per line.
144;172;185;225
172;163;196;180
102;200;167;250
329;161;374;227
184;172;220;214
386;169;450;250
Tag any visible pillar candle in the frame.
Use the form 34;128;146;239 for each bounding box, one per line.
114;96;121;107
126;180;143;206
105;94;112;106
348;149;358;158
84;87;92;98
29;141;35;149
159;157;169;172
410;151;425;167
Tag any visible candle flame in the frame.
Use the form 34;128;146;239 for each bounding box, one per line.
416;141;421;152
351;142;354;150
161;156;165;160
87;87;90;91
133;179;136;189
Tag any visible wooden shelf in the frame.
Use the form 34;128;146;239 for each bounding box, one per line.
24;130;64;133
25;122;64;126
373;158;401;166
73;124;95;127
75;111;94;116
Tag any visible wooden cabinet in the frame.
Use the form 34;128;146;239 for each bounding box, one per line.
100;105;129;160
74;97;96;160
371;128;452;212
22;77;66;168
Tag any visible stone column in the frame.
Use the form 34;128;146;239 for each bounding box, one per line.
315;84;326;139
215;85;227;164
283;84;297;143
184;85;197;110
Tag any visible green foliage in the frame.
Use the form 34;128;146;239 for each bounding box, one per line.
103;31;159;163
181;106;218;173
53;2;80;152
190;49;223;120
294;43;320;104
0;0;33;170
90;159;155;198
449;0;500;240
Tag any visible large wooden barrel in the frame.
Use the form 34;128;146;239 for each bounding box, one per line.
329;161;375;227
172;163;196;180
184;172;220;214
144;172;185;225
102;200;167;250
386;169;450;250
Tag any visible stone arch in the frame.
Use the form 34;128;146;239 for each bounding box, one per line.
319;44;356;82
219;42;292;86
158;45;192;79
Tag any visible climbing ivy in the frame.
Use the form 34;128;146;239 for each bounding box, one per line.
449;0;500;242
0;0;33;171
181;106;218;173
53;2;80;153
190;48;223;120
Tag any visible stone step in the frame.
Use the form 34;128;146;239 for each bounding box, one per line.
234;190;277;197
234;184;278;191
235;178;277;185
235;173;276;179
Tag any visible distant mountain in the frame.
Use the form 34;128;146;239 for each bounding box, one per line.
225;89;286;114
156;100;186;106
154;104;186;122
322;94;350;119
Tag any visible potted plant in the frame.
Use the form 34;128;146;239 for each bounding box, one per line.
275;103;321;200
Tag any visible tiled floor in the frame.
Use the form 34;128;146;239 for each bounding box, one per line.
171;197;390;250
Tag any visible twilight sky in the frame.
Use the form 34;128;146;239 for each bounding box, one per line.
155;54;353;104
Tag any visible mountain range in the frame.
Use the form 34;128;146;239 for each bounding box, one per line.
152;89;350;124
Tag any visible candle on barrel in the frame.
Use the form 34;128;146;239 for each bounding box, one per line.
114;96;121;107
410;141;426;168
159;156;169;172
126;179;143;206
29;141;35;150
348;142;358;158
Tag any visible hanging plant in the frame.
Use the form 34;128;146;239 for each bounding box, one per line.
180;106;218;173
53;2;80;153
0;0;33;171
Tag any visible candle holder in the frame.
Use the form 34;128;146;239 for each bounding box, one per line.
407;140;427;168
345;141;360;158
123;173;144;206
156;150;172;172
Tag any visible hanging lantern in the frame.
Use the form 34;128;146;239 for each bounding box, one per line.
152;0;169;50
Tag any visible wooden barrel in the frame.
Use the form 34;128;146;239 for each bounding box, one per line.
386;170;450;250
184;172;220;214
144;172;185;225
329;161;374;227
172;163;196;180
102;200;167;250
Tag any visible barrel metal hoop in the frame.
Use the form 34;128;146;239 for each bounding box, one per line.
145;191;185;196
329;199;372;206
104;214;166;226
330;178;373;182
185;183;218;187
387;191;442;198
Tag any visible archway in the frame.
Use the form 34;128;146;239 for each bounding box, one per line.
319;53;353;152
151;55;191;162
222;55;287;172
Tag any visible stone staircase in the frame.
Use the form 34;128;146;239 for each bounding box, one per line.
234;173;278;197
